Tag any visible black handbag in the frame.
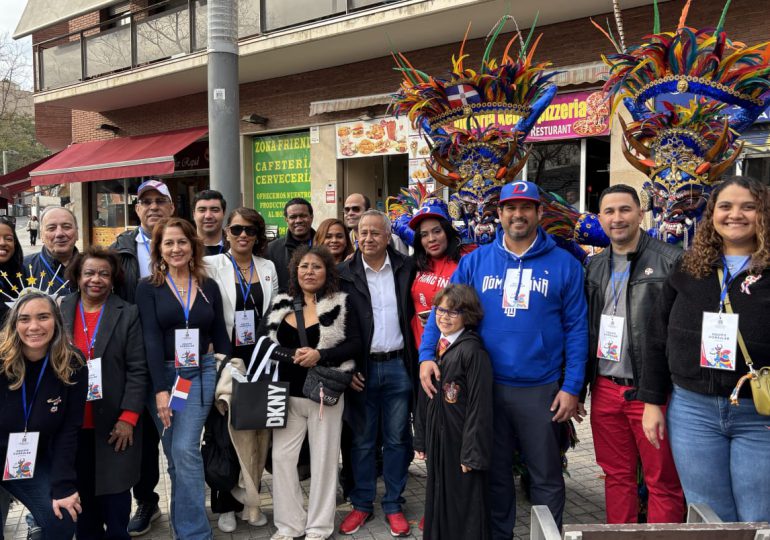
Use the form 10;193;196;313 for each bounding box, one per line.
230;337;289;430
202;361;240;491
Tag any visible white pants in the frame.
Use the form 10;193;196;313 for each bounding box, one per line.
271;395;344;538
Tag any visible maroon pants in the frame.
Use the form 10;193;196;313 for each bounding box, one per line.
590;375;684;523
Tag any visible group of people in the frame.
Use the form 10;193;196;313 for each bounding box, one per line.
0;174;768;540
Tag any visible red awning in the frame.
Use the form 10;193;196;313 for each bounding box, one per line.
30;126;208;185
0;153;61;198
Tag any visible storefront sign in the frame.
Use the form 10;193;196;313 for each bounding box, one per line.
253;132;311;236
174;141;209;171
325;183;336;203
335;117;409;159
91;227;125;247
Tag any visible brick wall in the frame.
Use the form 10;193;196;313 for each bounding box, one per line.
34;104;72;151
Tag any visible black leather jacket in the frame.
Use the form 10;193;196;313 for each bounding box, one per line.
110;228;143;304
582;232;681;401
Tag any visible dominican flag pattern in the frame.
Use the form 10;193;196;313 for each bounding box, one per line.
168;376;192;412
446;84;481;108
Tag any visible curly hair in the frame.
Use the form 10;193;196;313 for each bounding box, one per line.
681;176;770;279
226;207;269;257
287;245;339;300
0;291;83;390
314;218;353;262
148;217;208;287
65;246;125;290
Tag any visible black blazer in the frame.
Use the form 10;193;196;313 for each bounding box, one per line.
61;292;149;496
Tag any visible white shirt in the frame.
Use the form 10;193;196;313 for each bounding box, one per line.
441;328;464;347
503;235;537;258
135;229;152;278
363;253;404;353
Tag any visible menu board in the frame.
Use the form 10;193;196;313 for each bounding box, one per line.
335;117;409;158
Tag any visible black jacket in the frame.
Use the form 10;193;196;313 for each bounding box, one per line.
111;228;143;304
61;292;149;496
23;246;79;296
266;229;315;292
582;233;681;401
639;264;770;405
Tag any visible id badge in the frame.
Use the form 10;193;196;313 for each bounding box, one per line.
502;268;532;310
700;312;738;371
86;357;103;401
234;310;256;346
3;432;39;480
175;328;200;367
597;314;624;362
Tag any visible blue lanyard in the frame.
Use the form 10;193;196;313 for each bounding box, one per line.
138;228;152;258
167;273;193;328
21;353;50;432
39;256;65;287
228;254;254;306
609;254;631;316
78;301;105;360
719;256;749;311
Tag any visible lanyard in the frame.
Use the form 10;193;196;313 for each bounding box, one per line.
228;254;255;307
40;256;65;287
138;228;152;258
78;301;105;360
21;353;50;432
609;254;631;317
719;256;749;312
167;273;193;329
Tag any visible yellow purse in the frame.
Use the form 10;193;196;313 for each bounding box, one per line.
720;269;770;416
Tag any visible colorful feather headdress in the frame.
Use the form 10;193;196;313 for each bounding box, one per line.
391;16;558;191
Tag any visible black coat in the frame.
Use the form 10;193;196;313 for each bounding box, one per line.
266;229;315;292
582;233;681;401
110;228;142;304
61;293;149;495
24;246;79;296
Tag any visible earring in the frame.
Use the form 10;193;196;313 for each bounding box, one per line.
160;260;167;273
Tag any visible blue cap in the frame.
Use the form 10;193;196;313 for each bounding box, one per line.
499;181;540;205
408;198;451;230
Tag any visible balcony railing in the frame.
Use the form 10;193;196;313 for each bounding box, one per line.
34;0;404;92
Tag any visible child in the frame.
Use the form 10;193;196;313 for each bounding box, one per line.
415;283;493;540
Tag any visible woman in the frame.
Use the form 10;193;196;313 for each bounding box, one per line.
314;218;353;263
136;217;230;540
0;290;86;538
26;216;39;247
261;245;360;540
0;216;24;322
61;247;149;540
640;176;770;522
205;207;278;532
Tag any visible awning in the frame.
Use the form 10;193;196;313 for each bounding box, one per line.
309;93;394;116
549;61;609;87
30;127;208;186
14;0;123;39
0;153;60;198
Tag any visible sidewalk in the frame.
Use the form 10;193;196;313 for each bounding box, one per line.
2;413;606;539
13;215;43;258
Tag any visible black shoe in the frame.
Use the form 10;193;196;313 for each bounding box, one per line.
127;503;161;536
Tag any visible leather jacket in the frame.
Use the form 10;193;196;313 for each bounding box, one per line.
110;228;142;304
582;232;681;401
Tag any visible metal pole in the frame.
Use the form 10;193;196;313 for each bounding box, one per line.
207;0;241;210
2;151;7;176
579;138;587;213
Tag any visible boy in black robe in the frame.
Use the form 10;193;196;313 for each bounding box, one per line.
415;284;493;540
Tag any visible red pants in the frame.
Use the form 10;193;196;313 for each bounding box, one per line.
590;376;684;523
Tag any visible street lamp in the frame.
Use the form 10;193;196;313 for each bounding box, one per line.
2;150;19;175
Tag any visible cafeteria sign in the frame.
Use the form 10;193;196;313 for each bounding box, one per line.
253;132;311;236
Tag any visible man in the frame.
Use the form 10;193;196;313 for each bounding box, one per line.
338;210;415;537
266;197;314;291
24;206;79;296
110;179;174;537
419;180;588;537
344;192;408;254
580;184;684;524
193;189;227;255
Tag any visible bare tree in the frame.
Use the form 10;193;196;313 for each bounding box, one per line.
0;32;32;117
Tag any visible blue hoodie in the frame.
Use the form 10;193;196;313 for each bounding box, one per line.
419;227;588;395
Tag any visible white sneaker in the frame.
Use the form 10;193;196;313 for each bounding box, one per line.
269;534;294;540
217;511;237;533
305;533;326;540
248;512;268;527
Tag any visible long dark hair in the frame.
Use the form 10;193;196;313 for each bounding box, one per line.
288;245;339;300
412;217;461;271
0;217;24;277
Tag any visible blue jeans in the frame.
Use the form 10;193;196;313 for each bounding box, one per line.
350;357;413;514
149;354;216;540
0;464;76;539
667;385;770;522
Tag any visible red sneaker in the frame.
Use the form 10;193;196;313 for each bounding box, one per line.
339;509;373;535
419;515;425;531
386;512;410;537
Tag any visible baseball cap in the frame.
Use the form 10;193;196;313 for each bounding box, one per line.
409;198;451;230
137;179;171;200
499;181;541;205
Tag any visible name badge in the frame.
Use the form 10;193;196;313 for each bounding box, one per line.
87;357;103;401
175;328;200;368
235;310;256;346
700;312;738;371
597;314;624;362
3;432;40;480
502;268;532;310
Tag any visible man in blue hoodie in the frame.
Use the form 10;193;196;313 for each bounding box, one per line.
419;180;588;537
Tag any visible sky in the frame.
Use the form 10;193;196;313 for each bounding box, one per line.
1;0;34;88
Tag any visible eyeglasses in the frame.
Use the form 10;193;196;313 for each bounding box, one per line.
436;307;463;319
137;198;170;207
229;225;258;237
343;206;362;213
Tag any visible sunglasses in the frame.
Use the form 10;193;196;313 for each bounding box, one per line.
343;205;362;213
229;225;258;237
